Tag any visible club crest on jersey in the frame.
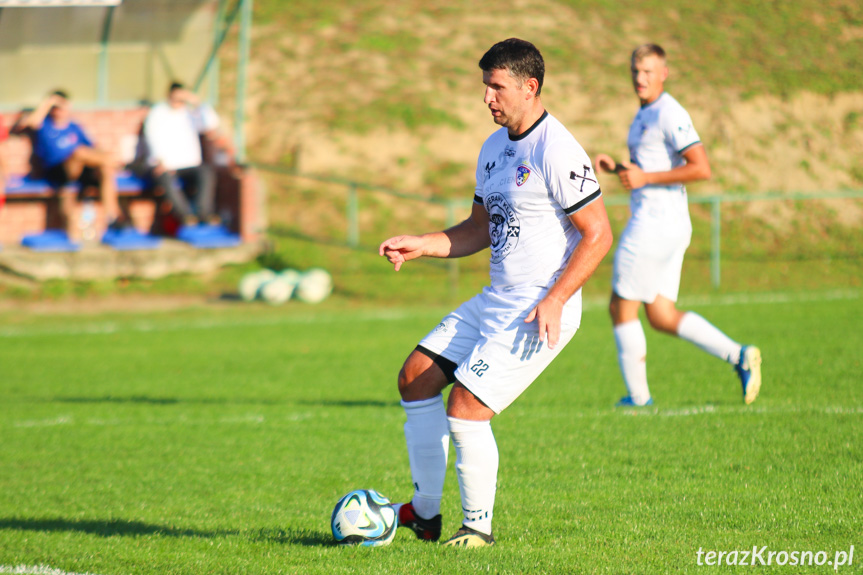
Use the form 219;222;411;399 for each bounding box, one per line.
433;318;454;334
485;192;520;264
516;164;531;186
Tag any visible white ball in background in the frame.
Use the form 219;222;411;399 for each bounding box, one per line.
279;268;302;289
260;276;295;305
238;269;276;302
295;267;333;304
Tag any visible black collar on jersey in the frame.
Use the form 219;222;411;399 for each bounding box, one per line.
508;110;548;141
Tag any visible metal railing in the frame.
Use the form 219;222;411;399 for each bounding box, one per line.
253;162;863;290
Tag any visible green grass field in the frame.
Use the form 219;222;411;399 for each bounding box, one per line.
1;291;860;574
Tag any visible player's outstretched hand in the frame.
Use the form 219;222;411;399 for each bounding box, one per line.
379;235;426;271
525;295;565;350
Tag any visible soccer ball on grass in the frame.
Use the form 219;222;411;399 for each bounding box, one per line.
238;269;276;302
330;489;397;547
259;276;294;305
295;267;333;304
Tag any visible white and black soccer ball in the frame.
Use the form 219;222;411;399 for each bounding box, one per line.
330;489;397;547
295;267;333;304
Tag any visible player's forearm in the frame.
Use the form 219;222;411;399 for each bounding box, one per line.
549;230;612;304
644;162;711;186
547;203;614;304
643;144;711;186
428;218;490;259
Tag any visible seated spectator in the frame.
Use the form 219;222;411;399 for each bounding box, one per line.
143;82;222;227
21;90;125;236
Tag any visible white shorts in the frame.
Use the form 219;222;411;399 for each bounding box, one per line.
418;286;581;413
612;217;692;303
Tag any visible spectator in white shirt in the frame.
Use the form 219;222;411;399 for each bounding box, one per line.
144;82;221;226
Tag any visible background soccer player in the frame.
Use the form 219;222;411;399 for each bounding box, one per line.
380;38;612;547
594;44;762;407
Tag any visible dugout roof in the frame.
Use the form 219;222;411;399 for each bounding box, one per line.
0;0;253;160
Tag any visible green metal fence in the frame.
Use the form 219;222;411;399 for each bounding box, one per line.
254;162;863;291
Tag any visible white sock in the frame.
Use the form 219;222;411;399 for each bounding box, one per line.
677;312;742;364
402;395;449;519
448;416;498;536
614;320;651;404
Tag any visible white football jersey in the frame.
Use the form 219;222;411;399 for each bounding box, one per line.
626;92;700;221
474;112;601;291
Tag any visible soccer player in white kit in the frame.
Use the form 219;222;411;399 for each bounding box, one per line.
594;44;762;408
379;38;613;547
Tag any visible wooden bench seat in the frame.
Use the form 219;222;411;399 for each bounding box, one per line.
5;171;148;197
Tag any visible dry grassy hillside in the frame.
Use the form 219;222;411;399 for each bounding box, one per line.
220;2;863;202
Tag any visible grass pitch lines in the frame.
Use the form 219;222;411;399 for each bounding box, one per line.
0;566;107;575
8;412;317;430
582;287;861;311
676;288;861;307
0;288;858;339
8;405;859;431
0;307;427;339
614;405;863;417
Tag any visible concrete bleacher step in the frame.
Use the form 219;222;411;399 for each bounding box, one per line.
0;238;262;281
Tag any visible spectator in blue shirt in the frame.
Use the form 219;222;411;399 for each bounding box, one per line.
23;90;124;235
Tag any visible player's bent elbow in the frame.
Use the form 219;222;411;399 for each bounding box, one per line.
584;224;614;259
598;228;614;258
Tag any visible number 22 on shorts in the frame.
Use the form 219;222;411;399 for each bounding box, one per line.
470;359;490;377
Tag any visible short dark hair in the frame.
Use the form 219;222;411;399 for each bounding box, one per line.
631;44;667;64
52;89;69;100
478;38;545;96
169;81;185;92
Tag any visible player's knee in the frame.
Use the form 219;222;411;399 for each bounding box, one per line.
647;316;670;333
646;310;679;334
608;294;633;324
397;352;448;402
397;354;426;400
608;298;619;320
446;383;494;421
396;365;413;399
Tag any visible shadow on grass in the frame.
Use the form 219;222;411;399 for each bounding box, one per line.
252;527;335;547
0;519;336;547
297;399;401;408
51;395;286;406
0;517;238;538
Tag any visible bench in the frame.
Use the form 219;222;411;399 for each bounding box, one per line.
1;169;161;246
1;108;262;247
5;172;148;196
